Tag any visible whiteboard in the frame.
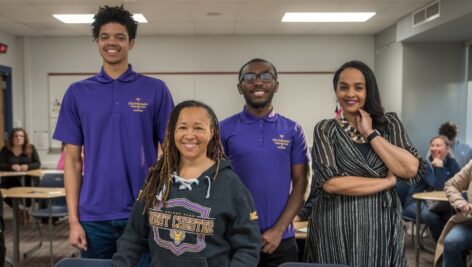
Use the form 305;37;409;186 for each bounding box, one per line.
48;72;335;150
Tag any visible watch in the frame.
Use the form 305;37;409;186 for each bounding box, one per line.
366;129;380;143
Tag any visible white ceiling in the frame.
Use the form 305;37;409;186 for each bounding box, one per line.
0;0;432;37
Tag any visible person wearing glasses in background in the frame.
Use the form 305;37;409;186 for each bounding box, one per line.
220;58;310;267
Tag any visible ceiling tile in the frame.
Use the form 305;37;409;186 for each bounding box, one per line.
0;5;57;23
273;22;318;35
234;22;276;35
0;0;462;38
35;3;102;14
136;23;157;35
235;4;286;22
25;0;115;4
309;23;359;35
190;4;239;22
0;0;28;4
132;3;192;22
153;22;195;35
0;23;42;36
194;22;235;35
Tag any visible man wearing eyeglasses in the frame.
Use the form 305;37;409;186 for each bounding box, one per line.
220;58;309;267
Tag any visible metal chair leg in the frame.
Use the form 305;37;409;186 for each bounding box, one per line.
23;218;43;259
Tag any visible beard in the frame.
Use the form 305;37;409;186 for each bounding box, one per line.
242;90;275;110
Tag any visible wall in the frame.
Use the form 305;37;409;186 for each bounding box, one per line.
375;26;404;116
396;0;472;42
402;42;467;156
24;35;375;167
0;30;24;130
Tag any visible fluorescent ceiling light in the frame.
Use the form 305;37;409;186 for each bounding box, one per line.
53;14;148;24
132;14;148;23
53;14;94;24
282;12;376;22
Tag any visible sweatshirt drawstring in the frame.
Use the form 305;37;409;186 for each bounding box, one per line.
205;176;211;199
156;172;214;200
173;172;199;190
156;183;166;202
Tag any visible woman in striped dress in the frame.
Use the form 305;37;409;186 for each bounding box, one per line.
304;61;425;267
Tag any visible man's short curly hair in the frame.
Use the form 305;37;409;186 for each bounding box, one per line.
438;121;458;141
91;5;138;41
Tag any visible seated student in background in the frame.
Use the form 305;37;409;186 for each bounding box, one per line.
434;159;472;267
0;127;41;189
112;100;261;267
404;135;460;242
438;122;472;168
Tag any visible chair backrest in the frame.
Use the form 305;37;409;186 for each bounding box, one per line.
278;263;350;267
39;173;66;207
39;173;65;188
55;258;112;267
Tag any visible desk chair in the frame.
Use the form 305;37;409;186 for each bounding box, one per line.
26;174;68;259
55;258;112;267
396;181;415;240
279;263;350;267
395;181;433;258
395;181;429;245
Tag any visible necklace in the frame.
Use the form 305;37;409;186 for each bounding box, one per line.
337;118;366;143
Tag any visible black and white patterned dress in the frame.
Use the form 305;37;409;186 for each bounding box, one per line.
304;112;425;267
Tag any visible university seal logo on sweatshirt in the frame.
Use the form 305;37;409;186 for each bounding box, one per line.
148;198;215;256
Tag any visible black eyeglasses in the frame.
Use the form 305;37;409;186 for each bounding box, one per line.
240;72;276;83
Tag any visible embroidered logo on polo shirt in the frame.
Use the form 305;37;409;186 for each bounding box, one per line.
272;134;290;150
128;97;148;112
149;198;214;256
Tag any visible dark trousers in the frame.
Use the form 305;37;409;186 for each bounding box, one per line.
81;220;150;266
258;237;298;267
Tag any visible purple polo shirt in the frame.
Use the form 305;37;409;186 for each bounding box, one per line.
220;107;309;239
53;65;174;221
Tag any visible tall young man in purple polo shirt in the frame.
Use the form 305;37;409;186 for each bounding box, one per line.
220;58;309;267
53;6;174;261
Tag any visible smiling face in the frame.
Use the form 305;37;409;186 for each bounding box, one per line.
238;61;278;110
335;67;367;117
174;107;214;162
97;22;134;68
430;137;449;160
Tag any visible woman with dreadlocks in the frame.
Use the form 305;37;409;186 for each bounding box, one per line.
112;100;261;267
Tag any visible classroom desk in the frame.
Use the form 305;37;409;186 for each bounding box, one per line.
0;169;64;209
413;191;448;267
0;171;30;187
7;186;66;267
0;188;7;198
0;188;14;267
0;169;64;178
0;169;63;187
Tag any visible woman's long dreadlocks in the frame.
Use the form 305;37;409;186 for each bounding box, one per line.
139;100;226;212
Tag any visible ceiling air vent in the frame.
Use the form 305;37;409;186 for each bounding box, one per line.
412;1;440;27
